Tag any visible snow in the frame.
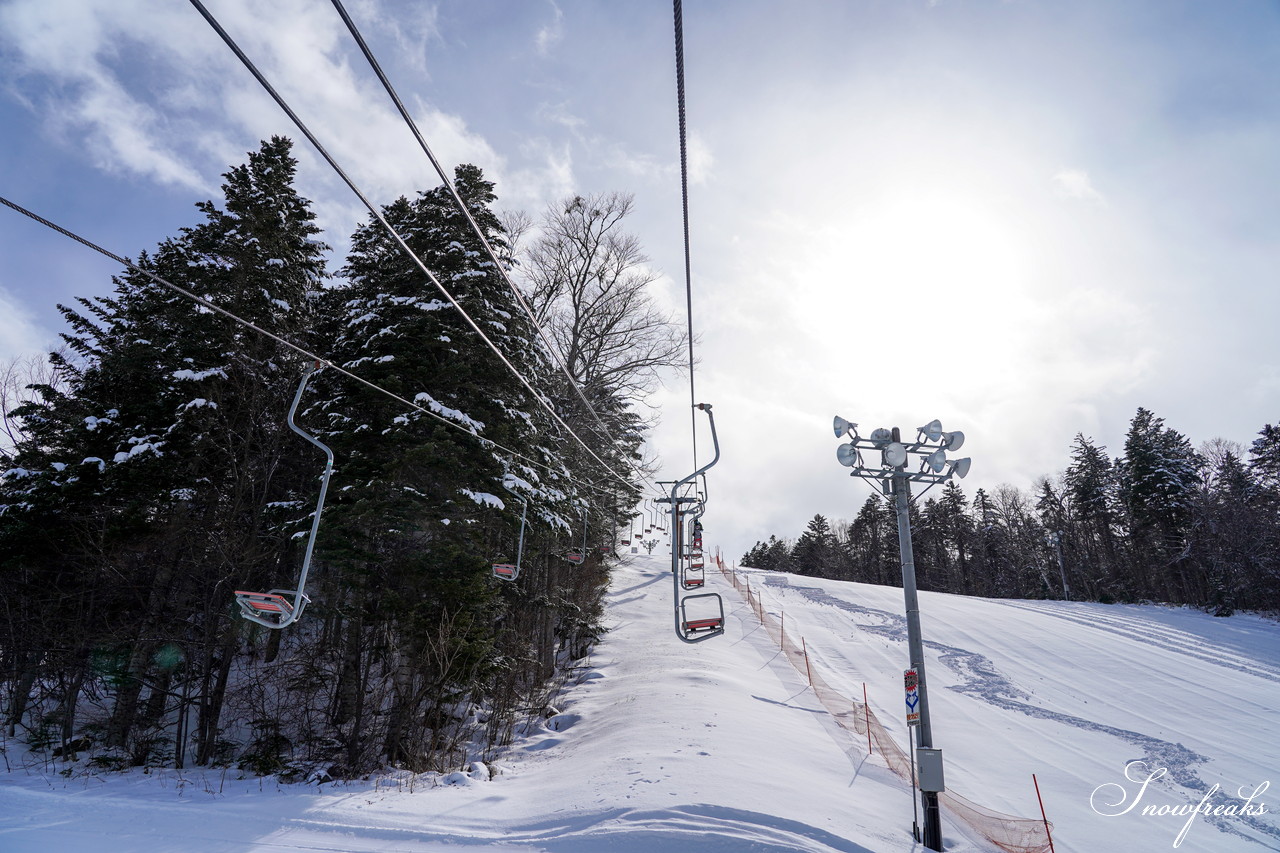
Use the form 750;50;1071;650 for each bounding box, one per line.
412;391;484;431
461;488;504;508
172;367;228;382
1;554;1276;852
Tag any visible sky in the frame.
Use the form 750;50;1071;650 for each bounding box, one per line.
3;0;1280;560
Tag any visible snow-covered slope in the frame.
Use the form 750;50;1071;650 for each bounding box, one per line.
1;554;1277;852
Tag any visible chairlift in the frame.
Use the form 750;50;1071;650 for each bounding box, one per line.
234;365;332;629
682;562;705;590
492;497;527;582
680;591;724;638
564;506;588;564
668;403;724;644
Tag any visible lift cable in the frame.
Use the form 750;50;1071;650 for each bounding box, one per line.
188;0;638;493
673;0;699;472
326;0;632;476
0;194;623;503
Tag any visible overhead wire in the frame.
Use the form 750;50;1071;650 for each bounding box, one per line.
187;0;640;494
672;0;699;473
0;194;621;503
324;0;644;488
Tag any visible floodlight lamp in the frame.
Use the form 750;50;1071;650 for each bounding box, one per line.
883;442;907;468
833;415;857;439
942;430;965;452
918;419;944;442
950;457;972;479
869;427;893;446
926;448;946;473
836;443;861;467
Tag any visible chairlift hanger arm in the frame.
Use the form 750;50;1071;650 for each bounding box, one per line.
235;365;331;629
671;404;723;643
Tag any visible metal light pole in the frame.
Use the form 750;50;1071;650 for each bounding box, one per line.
832;417;972;852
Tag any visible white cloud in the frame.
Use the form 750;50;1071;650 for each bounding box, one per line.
687;132;714;185
0;285;54;362
1052;168;1104;202
534;1;564;57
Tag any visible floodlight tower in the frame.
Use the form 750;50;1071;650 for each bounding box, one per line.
832;415;971;852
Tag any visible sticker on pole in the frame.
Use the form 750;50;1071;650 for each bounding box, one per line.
904;668;920;726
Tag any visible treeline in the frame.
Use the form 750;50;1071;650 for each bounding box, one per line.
0;138;676;777
744;408;1280;615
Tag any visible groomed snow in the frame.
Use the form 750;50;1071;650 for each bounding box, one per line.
0;553;1276;852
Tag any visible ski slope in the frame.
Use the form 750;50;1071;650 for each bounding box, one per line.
0;553;1277;852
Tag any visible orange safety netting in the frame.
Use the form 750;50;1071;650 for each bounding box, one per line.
714;555;1054;853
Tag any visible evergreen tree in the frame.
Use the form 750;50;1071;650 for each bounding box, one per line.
1118;408;1203;600
845;494;896;585
0;137;328;758
1063;434;1123;599
791;514;837;578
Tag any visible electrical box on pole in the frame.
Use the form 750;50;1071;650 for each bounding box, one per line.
917;747;946;793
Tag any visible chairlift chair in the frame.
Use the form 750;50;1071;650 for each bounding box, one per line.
492;497;527;582
680;592;724;639
669;403;725;644
682;562;705;590
234;365;331;629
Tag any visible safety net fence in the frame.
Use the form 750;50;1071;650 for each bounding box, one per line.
716;556;1054;853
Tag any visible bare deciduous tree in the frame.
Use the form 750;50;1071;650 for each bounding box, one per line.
0;349;68;456
518;192;687;409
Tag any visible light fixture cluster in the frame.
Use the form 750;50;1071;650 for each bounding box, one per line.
832;415;972;492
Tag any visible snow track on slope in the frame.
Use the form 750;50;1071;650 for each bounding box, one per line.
758;573;1280;848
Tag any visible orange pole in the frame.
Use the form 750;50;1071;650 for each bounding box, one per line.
1033;774;1056;853
863;682;872;755
801;637;813;686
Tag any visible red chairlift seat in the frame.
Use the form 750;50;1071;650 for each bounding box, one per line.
492;563;519;581
235;590;308;627
565;549;585;564
621;539;631;546
682;567;705;590
684;616;721;632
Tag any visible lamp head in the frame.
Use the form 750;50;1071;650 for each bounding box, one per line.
869;427;893;446
833;415;857;439
836;443;861;467
918;419;944;442
949;457;972;479
942;430;965;452
883;442;907;468
926;448;947;473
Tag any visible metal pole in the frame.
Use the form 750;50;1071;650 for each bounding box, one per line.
890;432;942;852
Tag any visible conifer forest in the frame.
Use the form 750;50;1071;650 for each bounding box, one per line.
744;414;1280;616
0;138;678;778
